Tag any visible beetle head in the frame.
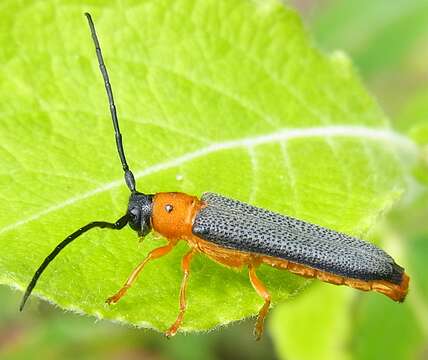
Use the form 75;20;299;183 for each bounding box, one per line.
127;192;153;237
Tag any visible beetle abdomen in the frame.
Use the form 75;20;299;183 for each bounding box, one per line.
193;192;405;285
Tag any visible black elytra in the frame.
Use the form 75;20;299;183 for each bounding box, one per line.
193;193;404;284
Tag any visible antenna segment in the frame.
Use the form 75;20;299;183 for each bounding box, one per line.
85;13;136;192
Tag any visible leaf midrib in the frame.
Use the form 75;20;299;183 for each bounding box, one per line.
0;125;417;236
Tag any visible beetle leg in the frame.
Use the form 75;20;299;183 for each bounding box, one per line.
106;241;175;304
248;263;271;340
165;248;196;338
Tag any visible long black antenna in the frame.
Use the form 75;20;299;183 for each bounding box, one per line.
19;214;129;311
85;12;136;192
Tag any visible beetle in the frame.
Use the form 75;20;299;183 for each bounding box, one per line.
20;13;409;340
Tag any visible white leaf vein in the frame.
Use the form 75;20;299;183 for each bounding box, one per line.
0;125;417;236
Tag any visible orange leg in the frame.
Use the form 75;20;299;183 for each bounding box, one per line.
165;248;196;338
248;264;271;340
106;241;175;304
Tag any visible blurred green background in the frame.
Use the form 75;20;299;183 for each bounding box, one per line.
1;0;428;359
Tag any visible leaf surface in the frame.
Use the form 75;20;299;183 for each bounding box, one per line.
0;0;417;332
311;0;428;76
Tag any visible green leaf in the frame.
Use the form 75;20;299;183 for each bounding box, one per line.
351;235;428;360
0;0;418;333
311;0;428;76
396;87;428;143
270;283;354;360
352;296;425;360
395;87;428;184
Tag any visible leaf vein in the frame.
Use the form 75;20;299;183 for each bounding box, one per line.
0;126;417;236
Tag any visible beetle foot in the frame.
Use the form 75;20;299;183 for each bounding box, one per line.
105;286;128;304
164;327;178;338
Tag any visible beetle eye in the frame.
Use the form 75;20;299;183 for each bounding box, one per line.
165;204;173;213
130;208;139;221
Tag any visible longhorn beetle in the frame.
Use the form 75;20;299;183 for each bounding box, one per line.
20;13;409;340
